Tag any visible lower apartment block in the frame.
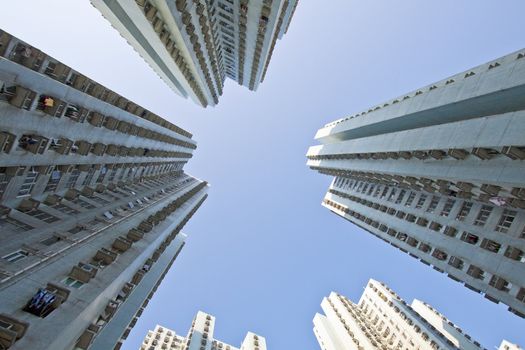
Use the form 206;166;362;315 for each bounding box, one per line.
141;311;267;350
314;279;521;350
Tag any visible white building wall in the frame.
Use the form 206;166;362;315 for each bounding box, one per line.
307;49;525;318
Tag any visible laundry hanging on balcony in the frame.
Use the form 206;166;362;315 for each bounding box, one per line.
24;288;57;317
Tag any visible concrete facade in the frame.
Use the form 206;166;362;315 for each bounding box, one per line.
313;279;487;350
140;312;267;350
90;0;299;107
0;30;208;350
306;49;525;317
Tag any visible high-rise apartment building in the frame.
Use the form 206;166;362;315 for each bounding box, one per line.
140;311;267;350
307;50;525;317
90;0;299;107
313;279;488;350
0;30;208;350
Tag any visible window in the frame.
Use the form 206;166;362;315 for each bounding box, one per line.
0;173;12;199
460;232;479;245
418;243;431;253
517;288;525;303
395;190;406;204
456;201;472;221
495;209;517;233
380;187;389;199
0;216;34;232
44;170;62;193
40;236;61;246
474;205;493;226
3;249;29;263
448;256;464;269
17;171;39;197
95;167;107;183
19;206;59;223
415;194;427;209
63;277;84;288
489;275;510;292
440;199;455;217
426;196;440;213
480;239;501;253
387;188;397;202
405;192;415;207
107;168;117;183
466;265;484;279
432;249;447;261
65;169;80;189
83;166;96;186
504;246;524;261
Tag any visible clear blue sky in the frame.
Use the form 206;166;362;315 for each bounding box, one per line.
2;1;524;349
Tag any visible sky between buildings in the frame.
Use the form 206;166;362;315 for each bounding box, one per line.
2;1;525;349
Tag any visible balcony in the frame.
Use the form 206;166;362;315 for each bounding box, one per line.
489;276;510;291
138;221;153;233
18;134;49;154
74;326;98;350
502;146;525;160
101;300;121;321
480;184;501;196
0;132;15;154
36;95;65;117
105;144;119;156
428;221;442;232
23;283;70;318
69;262;99;283
64;188;80;200
87;112;105;127
118;282;134;301
472;147;498;160
49;138;73;155
44;194;61;206
480;239;501;253
127;228;144;242
102;116;119;130
466;265;484;280
74;141;91;156
9;42;45;70
112;236;133;253
117;120;130;133
504;246;524;261
6;86;36;110
70;73;91;92
448;148;469;160
0;314;29;349
62;105;85;123
92;248;118;267
87;83;105;99
131;270;146;285
416;217;428;227
90;143;107;156
460;232;479;245
43;61;71;82
431;249;447;261
18;198;40;211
